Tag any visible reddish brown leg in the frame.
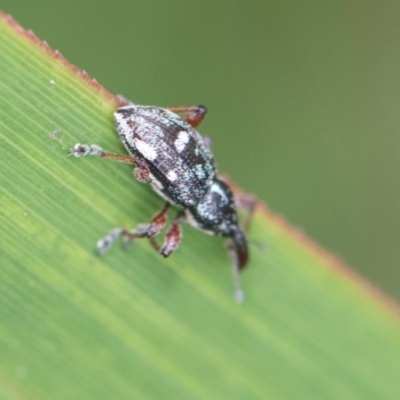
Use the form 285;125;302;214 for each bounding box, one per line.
148;212;184;257
100;152;135;164
97;203;170;254
133;158;150;182
167;105;207;127
69;143;135;164
234;192;266;252
135;203;171;238
160;219;183;257
234;192;257;233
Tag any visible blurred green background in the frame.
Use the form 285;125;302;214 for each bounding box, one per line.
2;1;399;300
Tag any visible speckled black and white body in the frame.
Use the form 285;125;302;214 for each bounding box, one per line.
115;106;216;208
69;104;255;302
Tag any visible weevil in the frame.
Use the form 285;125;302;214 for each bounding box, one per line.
69;104;255;302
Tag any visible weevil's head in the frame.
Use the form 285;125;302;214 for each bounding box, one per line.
185;179;249;270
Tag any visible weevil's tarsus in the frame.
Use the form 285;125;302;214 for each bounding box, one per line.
97;228;124;255
69;143;103;157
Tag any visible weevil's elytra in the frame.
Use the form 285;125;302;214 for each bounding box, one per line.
69;104;256;303
115;106;216;208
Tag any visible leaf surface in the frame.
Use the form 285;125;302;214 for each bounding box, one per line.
0;13;400;400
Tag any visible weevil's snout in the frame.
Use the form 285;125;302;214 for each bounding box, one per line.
233;229;249;271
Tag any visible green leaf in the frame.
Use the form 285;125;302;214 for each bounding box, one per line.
1;12;400;400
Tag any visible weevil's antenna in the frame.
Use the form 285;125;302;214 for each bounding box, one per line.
226;240;244;304
248;238;267;253
233;255;244;304
227;228;249;304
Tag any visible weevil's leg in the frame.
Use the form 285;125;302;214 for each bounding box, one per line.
226;240;244;304
234;192;257;233
148;212;184;257
133;158;150;183
148;237;161;253
97;203;170;254
124;202;170;241
97;228;124;254
69;144;135;164
167;105;207;128
232;191;266;252
160;212;184;257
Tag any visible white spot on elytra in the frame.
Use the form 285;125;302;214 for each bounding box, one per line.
167;170;178;181
174;131;189;153
50;79;55;85
135;139;157;160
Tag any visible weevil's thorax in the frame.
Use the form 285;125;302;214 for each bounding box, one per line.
114;105;216;207
186;179;240;237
